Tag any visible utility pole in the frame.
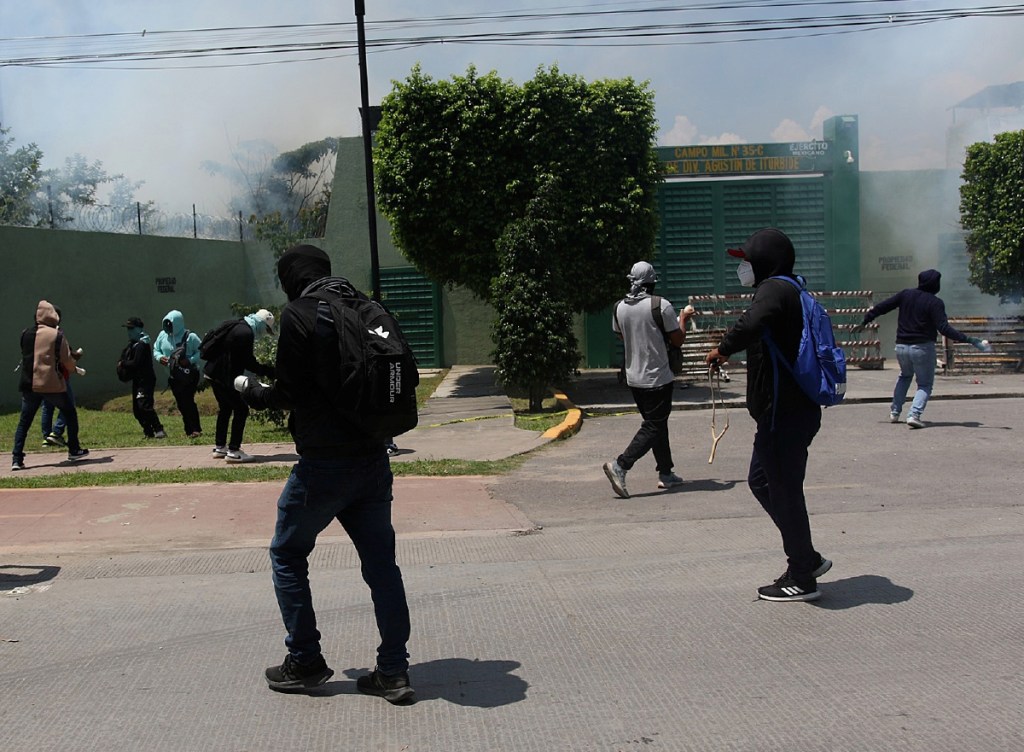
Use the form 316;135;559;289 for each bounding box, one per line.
355;0;382;302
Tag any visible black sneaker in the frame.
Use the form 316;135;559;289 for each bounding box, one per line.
11;459;25;472
66;448;90;462
264;654;334;693
44;433;66;447
356;668;415;704
758;574;820;602
811;556;832;579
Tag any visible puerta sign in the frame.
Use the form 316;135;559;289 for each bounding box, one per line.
657;141;832;178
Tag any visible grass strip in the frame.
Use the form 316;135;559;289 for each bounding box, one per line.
0;456;529;489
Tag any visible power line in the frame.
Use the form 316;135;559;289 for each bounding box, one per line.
0;2;1021;69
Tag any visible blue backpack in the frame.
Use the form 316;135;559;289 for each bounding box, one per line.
762;276;847;410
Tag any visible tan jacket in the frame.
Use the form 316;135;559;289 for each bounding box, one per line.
30;300;76;394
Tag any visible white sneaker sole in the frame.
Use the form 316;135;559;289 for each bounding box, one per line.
758;589;821;602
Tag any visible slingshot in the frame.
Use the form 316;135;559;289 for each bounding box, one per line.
708;364;729;464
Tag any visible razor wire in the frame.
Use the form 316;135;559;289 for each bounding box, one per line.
33;204;259;241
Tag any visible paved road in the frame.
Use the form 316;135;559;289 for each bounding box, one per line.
2;370;1022;751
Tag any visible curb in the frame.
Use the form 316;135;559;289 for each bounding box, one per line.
543;390;583;440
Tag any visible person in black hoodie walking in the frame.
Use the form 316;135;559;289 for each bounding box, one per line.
858;269;988;428
237;244;413;703
705;228;832;602
117;317;165;439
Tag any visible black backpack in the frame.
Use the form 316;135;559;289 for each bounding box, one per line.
199;319;241;362
168;331;200;388
304;288;419;441
116;342;135;382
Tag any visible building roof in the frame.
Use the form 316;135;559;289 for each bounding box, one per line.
952;81;1024;110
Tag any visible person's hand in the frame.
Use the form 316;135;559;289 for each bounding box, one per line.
234;375;250;392
160;356;169;365
705;348;729;369
849;323;866;335
968;337;992;352
75;366;86;376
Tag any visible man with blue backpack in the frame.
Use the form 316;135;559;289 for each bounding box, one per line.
705;228;836;603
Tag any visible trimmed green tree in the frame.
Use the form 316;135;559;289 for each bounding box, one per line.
960;130;1024;302
491;211;580;411
374;64;660;313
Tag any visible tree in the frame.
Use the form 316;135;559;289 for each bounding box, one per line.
203;136;337;256
374;64;661;313
491;208;580;411
960;130;1024;302
0;125;44;226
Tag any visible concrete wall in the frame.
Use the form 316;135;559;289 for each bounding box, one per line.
1;225;281;409
330;136;499;364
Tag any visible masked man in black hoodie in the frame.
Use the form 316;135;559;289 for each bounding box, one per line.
236;244;413;703
705;229;832;602
859;269;988;429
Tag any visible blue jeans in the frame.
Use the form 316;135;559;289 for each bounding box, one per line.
892;342;936;419
269;452;410;673
13;391;81;461
748;402;823;579
41;378;74;438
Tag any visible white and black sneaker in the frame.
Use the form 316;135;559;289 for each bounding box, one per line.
212;445;228;458
66;448;90;462
602;461;629;499
657;472;685;489
12;458;25;471
758;574;820;602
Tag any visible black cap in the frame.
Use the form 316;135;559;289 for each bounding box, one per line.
122;317;144;329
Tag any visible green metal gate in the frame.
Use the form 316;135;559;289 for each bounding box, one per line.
656;176;828;304
380;267;442;368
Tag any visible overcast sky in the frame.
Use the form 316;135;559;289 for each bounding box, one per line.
2;1;1023;215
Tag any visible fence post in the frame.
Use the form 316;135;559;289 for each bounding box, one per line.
239;211;243;242
137;202;142;235
193;204;197;238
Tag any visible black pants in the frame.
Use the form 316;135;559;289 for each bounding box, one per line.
617;381;674;474
169;378;202;435
748;403;823;579
212;380;249;450
131;380;164;436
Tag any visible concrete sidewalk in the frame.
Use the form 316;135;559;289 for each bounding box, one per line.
11;364;1024;480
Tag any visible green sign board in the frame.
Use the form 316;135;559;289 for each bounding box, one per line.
657;141;833;178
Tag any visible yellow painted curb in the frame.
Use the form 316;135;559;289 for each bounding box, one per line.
543;390;583;439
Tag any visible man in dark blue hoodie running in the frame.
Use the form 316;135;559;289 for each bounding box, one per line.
859;269;988;429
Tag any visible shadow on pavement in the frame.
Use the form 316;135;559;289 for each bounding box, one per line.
813;574;914;610
330;658;528;707
0;564;61;587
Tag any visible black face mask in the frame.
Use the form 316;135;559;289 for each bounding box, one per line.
163;320;173;334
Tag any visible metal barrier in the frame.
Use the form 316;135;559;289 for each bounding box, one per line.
942;316;1024;374
680;289;885;379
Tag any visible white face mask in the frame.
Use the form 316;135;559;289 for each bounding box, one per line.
736;260;756;287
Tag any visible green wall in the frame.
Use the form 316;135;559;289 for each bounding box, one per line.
1;225;281;409
330;136;499;364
